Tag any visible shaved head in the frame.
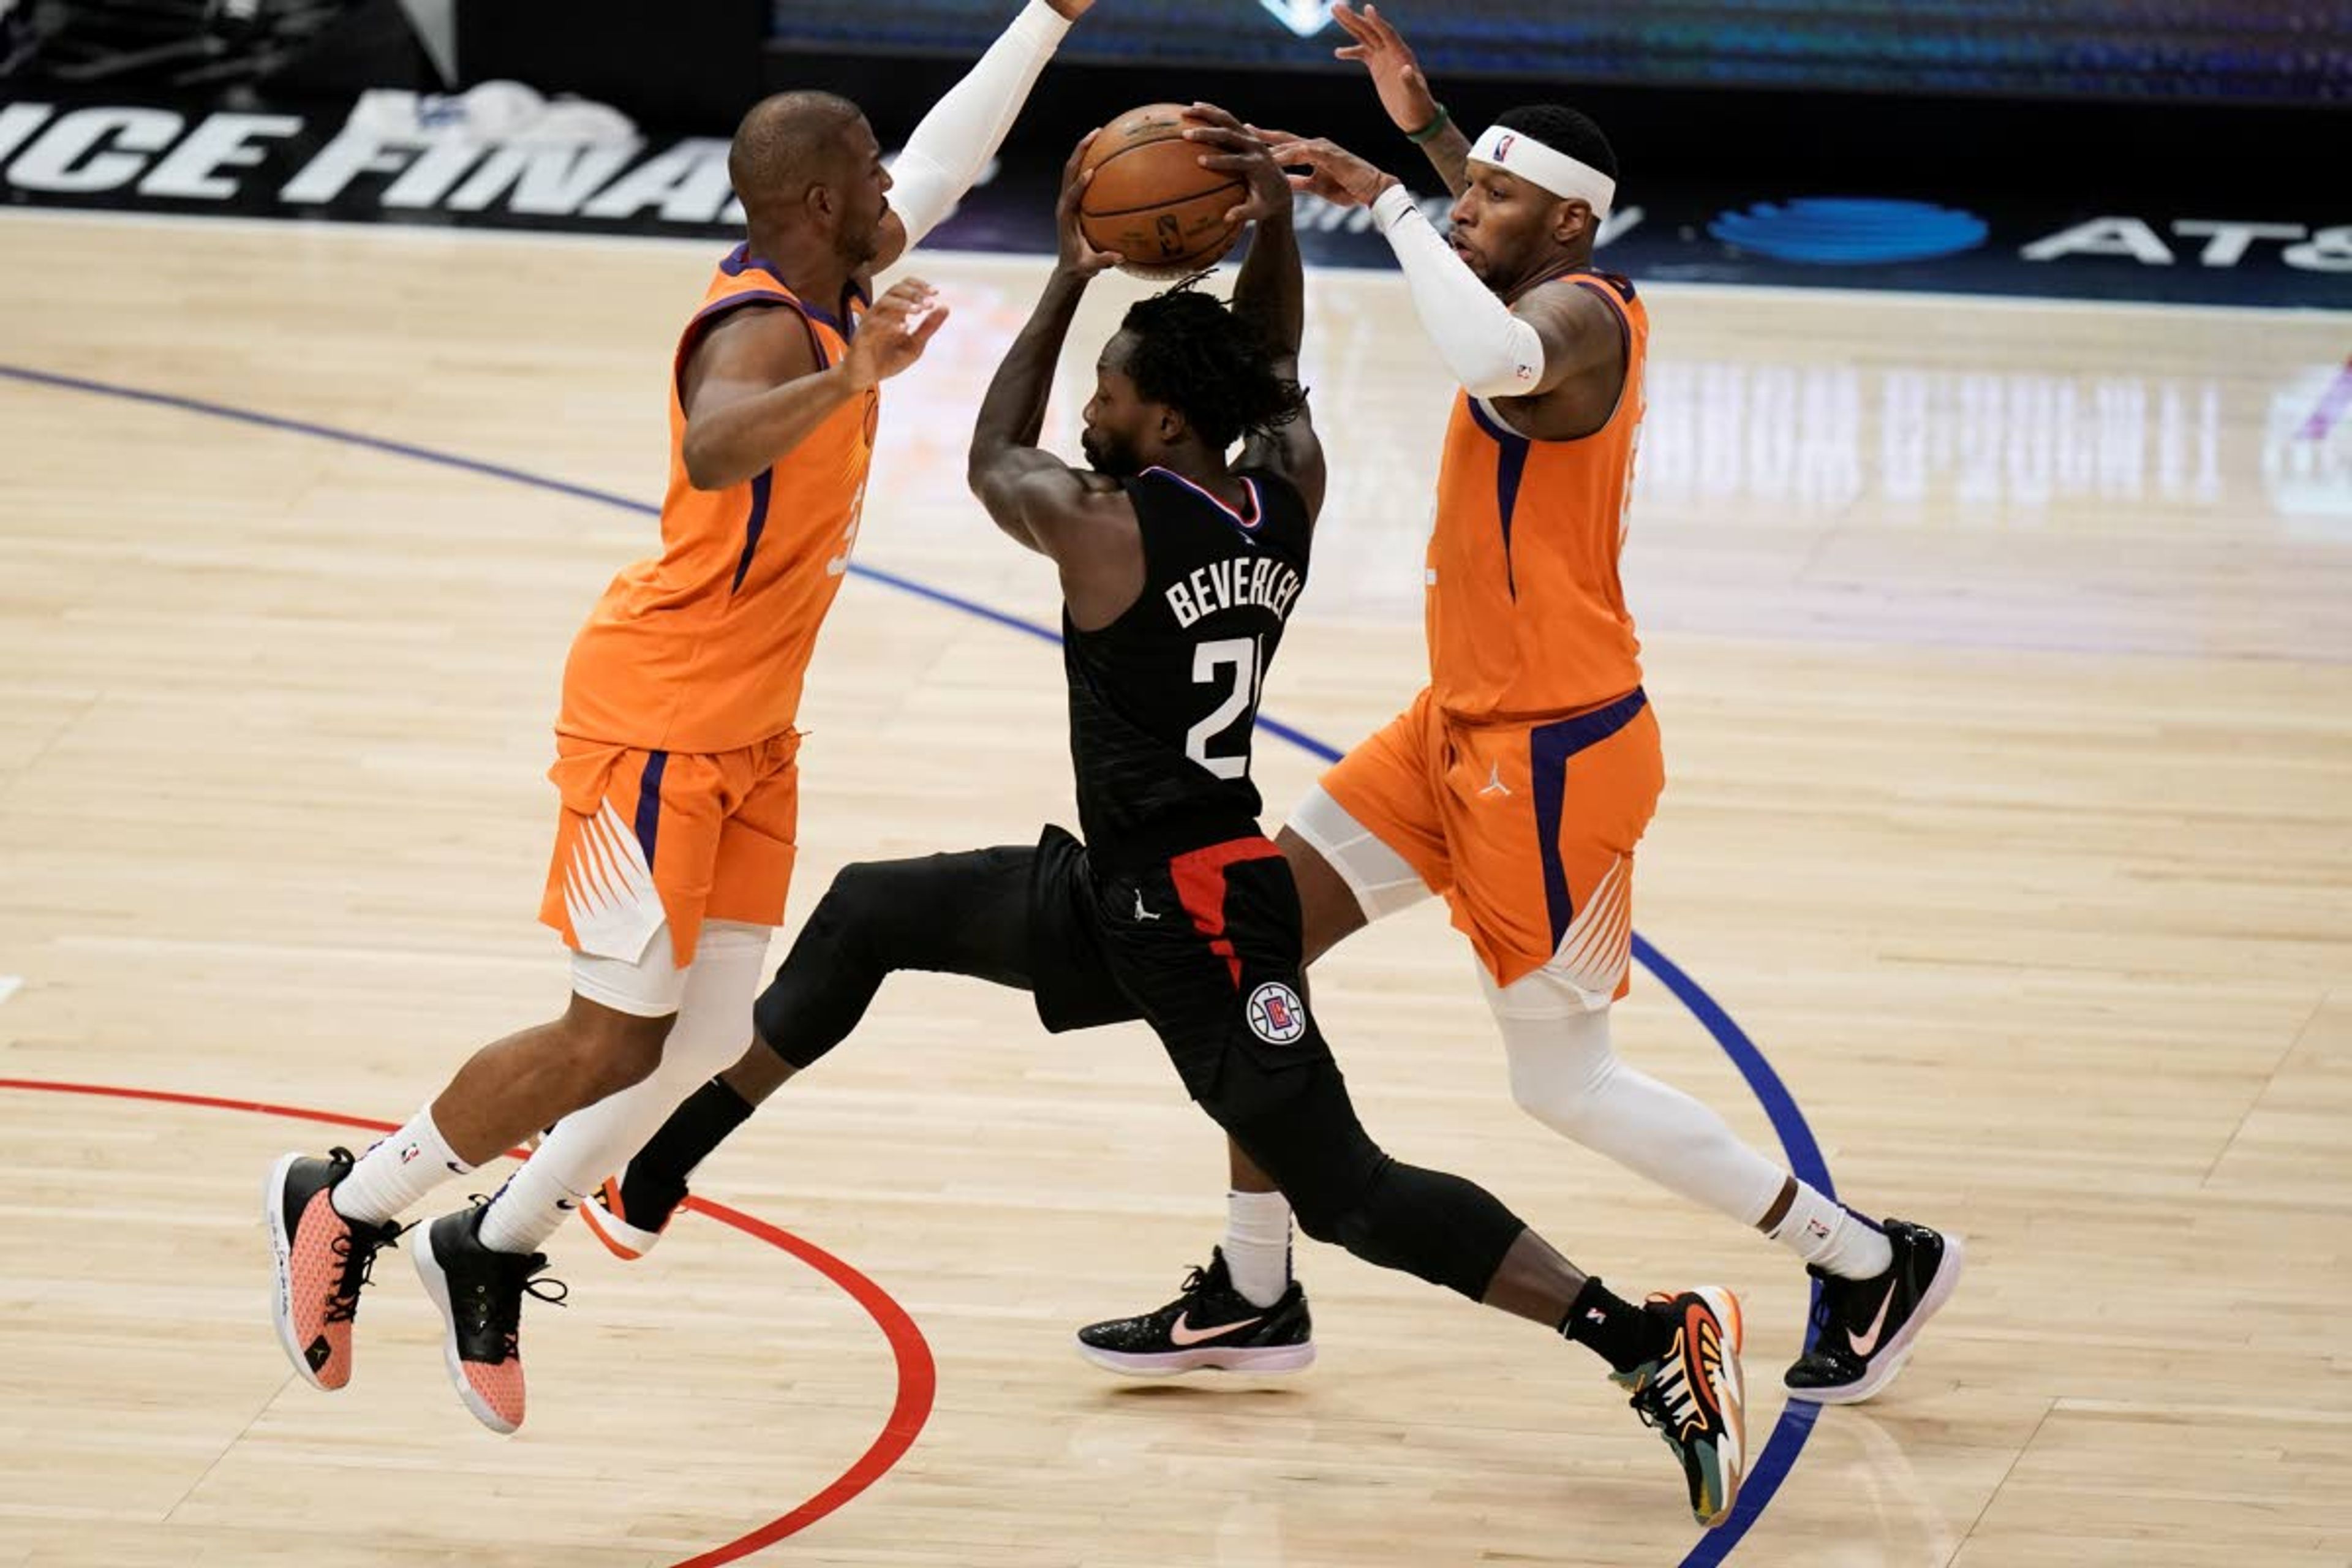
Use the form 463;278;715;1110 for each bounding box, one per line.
728;91;865;216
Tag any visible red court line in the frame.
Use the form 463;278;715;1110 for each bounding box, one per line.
0;1076;937;1567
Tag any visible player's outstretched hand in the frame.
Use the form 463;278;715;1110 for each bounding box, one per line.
1042;0;1095;18
845;279;949;388
1182;103;1291;228
1261;132;1398;209
1056;130;1126;278
1332;3;1439;135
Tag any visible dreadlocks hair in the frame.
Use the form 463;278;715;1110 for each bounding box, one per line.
1491;104;1619;186
1117;276;1307;452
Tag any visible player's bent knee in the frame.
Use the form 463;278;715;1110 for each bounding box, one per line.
559;995;676;1099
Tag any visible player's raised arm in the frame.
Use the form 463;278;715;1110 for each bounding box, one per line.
875;0;1096;271
1330;2;1470;198
1185;105;1325;518
1267;131;1618;405
967;135;1139;613
680;279;947;491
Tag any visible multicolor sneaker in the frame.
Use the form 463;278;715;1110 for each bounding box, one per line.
264;1148;404;1392
578;1166;681;1262
1075;1248;1314;1377
412;1204;567;1434
1613;1286;1747;1529
1784;1219;1963;1404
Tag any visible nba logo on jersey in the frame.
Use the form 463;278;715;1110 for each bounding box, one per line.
1247;982;1308;1045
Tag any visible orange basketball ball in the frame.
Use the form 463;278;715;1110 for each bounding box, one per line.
1077;104;1246;280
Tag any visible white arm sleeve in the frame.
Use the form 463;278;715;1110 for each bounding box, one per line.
886;0;1072;252
1370;183;1548;399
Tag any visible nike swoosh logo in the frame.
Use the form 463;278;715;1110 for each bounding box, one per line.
1849;1281;1898;1357
1169;1310;1261;1347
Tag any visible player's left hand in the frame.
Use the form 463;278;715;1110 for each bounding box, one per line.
1260;130;1399;209
1042;0;1095;18
1181;103;1291;228
1056;130;1125;277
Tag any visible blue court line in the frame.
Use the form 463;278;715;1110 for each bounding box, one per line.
0;358;1829;1564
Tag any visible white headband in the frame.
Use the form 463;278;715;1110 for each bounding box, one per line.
1468;124;1615;220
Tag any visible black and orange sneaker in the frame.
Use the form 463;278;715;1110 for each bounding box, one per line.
263;1147;403;1392
1614;1286;1748;1529
579;1165;681;1262
1075;1248;1314;1377
412;1204;567;1434
1784;1219;1962;1404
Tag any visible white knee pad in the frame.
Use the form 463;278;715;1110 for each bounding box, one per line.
1284;785;1432;922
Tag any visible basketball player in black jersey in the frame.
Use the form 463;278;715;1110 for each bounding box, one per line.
580;110;1749;1527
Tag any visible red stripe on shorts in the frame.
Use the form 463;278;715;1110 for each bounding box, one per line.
1167;837;1283;990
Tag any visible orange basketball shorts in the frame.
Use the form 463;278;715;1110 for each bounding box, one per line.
1319;686;1663;993
538;729;800;970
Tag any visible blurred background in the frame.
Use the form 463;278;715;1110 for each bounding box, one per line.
4;0;2346;307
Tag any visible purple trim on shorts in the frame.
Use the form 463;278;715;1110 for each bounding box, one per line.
1526;687;1649;952
634;750;669;869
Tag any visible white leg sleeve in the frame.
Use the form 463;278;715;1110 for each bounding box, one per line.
886;0;1072;251
1483;963;1787;1228
530;921;772;1202
1284;784;1433;922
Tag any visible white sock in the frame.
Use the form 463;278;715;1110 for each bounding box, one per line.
477;1157;589;1255
478;919;769;1256
332;1105;472;1225
1223;1188;1294;1308
1768;1182;1894;1280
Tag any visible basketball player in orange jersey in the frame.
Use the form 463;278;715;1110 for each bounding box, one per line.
261;0;1098;1435
582;4;1953;1407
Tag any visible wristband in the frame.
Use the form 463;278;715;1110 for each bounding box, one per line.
1404;104;1451;145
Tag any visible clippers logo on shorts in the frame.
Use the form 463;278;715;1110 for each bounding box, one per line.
1246;982;1308;1045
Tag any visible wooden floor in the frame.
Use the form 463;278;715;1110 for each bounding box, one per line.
2;211;2348;1567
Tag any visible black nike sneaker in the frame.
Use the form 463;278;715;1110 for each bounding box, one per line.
1783;1218;1964;1404
412;1204;568;1434
1075;1248;1314;1377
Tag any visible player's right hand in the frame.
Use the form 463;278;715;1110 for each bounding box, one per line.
1332;2;1440;135
844;278;949;389
1182;104;1291;228
1056;131;1126;278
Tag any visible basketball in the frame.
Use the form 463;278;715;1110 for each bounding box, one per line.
1078;103;1247;279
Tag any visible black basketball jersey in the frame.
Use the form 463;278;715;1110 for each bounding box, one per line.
1064;465;1313;868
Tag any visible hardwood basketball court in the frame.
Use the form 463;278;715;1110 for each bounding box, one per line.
1;211;2346;1566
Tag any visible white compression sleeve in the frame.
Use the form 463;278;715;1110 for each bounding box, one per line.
886;0;1072;252
1370;183;1548;400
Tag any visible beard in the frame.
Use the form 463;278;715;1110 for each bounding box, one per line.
1082;428;1141;477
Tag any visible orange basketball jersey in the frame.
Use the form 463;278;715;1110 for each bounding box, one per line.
559;246;877;754
1425;272;1648;722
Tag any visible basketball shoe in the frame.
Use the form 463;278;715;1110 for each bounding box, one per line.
264;1147;404;1391
1613;1286;1747;1529
1783;1219;1962;1404
412;1203;567;1434
579;1165;680;1262
1075;1248;1315;1376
